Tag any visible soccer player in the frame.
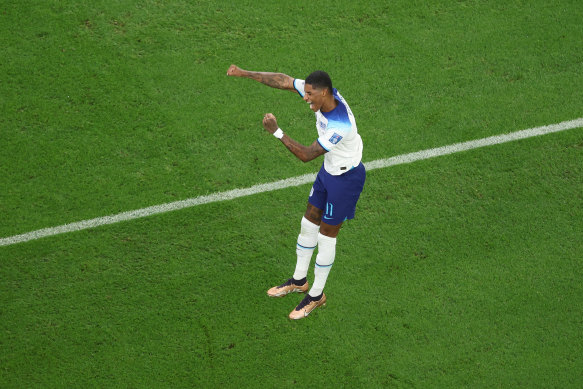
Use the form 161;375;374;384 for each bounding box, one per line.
227;65;365;320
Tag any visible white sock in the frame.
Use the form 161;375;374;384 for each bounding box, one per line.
309;233;337;297
292;217;320;281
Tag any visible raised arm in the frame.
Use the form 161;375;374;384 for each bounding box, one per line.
227;64;296;92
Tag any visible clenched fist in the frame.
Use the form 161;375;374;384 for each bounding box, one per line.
262;113;279;134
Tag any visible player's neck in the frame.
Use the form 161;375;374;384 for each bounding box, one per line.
320;97;338;113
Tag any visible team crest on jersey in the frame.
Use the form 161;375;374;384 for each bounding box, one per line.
329;133;343;145
319;121;326;130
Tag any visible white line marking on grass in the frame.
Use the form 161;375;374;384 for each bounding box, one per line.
364;117;583;170
2;117;582;247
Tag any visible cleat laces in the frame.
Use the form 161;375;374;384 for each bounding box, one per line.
278;278;305;289
278;278;294;288
295;295;313;311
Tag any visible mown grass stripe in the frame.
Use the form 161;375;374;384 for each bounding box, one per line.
2;117;582;247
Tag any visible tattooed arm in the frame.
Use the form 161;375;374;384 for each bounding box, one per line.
262;113;326;162
280;137;327;162
227;64;296;92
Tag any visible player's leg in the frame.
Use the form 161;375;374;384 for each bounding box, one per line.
289;174;327;285
289;164;366;319
308;221;340;297
309;166;366;296
267;171;326;298
293;203;322;279
288;221;339;319
303;202;323;226
266;204;322;297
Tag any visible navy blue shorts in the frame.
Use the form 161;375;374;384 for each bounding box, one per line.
308;162;366;226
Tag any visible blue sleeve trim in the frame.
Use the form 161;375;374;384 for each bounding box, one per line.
293;79;304;97
317;138;330;152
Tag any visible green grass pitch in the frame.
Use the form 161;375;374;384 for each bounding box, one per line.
1;0;582;387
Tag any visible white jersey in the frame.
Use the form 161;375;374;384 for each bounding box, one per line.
293;79;363;176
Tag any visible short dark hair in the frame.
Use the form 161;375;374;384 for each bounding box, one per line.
305;70;333;93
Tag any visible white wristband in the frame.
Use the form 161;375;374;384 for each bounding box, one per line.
273;128;284;139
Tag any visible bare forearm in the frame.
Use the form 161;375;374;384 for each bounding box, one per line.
240;70;294;90
261;112;326;162
280;136;325;162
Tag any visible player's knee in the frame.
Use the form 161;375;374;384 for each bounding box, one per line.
301;216;319;234
297;216;319;250
319;222;342;238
